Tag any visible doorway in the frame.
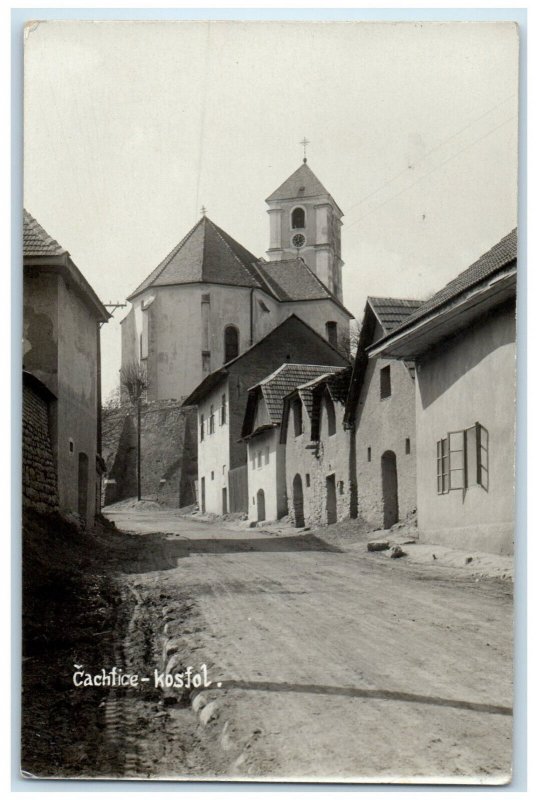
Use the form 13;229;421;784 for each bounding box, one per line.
256;489;266;522
77;452;89;522
200;476;206;513
292;474;305;527
381;450;399;529
326;473;337;524
222;487;227;515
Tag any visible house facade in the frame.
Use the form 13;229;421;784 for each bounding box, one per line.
344;298;422;530
121;160;352;404
182;315;349;515
241;364;344;524
282;367;352;527
23;210;110;526
370;230;517;555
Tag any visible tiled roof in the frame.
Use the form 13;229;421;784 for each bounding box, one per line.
128;216;261;299
256;258;335;303
266;162;330;203
368;296;424;333
257;363;342;424
23;210;66;257
392;228;517;332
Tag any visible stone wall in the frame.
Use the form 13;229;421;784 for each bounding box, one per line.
101;400;198;508
22;380;59;514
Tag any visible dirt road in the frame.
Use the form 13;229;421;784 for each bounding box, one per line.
99;508;512;784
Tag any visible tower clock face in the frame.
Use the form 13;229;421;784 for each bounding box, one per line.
292;233;306;249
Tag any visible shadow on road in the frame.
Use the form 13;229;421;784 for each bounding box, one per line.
107;531;342;575
216;679;513;717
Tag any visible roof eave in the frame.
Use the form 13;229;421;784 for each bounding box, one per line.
369;269;517;360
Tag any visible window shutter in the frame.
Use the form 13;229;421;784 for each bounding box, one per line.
448;430;465;490
477;423;489;490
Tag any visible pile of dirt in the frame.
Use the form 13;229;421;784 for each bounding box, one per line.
21;510;131;776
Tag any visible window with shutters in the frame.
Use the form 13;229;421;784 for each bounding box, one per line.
436;423;488;495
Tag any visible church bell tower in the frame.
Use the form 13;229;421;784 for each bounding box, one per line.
265;157;344;302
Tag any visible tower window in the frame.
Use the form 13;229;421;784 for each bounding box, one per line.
224;325;239;363
326;321;338;348
291;207;305;229
324;392;336;437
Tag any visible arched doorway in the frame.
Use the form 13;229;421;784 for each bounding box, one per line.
292;474;305;527
256;489;266;522
326;474;337;524
381;450;399;529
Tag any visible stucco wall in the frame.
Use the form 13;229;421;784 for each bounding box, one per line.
285;399;350;527
354;335;417;530
197;382;231;514
415;302;516;555
56;277;99;526
247;428;286;522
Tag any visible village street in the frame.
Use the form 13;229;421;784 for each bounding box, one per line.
94;507;513;784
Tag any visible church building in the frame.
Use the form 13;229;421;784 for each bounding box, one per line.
120;160;352;402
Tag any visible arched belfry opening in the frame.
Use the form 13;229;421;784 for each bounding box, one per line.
224;325;239;363
291;207;305;229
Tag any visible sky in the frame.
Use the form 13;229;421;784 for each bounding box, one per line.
23;19;519;399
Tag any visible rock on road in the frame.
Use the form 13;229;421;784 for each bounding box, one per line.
104;508;513;784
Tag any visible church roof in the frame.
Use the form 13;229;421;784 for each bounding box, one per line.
255;258;353;316
23;210;66;257
127;216;261;300
265;162;332;203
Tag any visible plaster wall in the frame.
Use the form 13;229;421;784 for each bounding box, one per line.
415;302;516;554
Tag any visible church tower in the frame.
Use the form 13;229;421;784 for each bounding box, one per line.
265;159;344;301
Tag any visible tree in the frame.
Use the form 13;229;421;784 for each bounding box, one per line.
120;362;149;501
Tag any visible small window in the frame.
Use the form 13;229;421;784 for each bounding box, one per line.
305;473;310;488
200;414;205;442
326;321;338;348
257;451;262;468
405;438;411;455
293;399;303;437
251;454;256;470
265;447;269;465
380;365;391;399
209;406;215;434
69;439;74;454
224;325;239;363
220;393;227;425
291;207;305;229
367;447;371;462
338;481;344;495
211;471;214;480
202;351;211;372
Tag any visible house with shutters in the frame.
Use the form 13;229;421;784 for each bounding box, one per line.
23;210;110;526
182;315;349;515
370;229;517;555
120;159;352;404
281;366;353;527
343;297;422;531
241;363;346;524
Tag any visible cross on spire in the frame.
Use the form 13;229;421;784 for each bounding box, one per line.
300;137;310;163
200;205;207;217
